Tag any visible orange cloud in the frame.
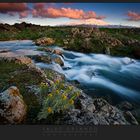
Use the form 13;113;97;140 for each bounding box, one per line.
127;11;140;21
32;4;105;20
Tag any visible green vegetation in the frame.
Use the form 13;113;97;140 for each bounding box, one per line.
38;80;80;120
0;23;140;58
0;59;81;123
0;59;44;123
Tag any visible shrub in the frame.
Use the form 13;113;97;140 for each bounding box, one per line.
37;80;80;120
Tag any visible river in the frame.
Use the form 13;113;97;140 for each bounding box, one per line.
0;40;140;105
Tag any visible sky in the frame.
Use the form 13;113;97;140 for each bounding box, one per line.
0;3;140;27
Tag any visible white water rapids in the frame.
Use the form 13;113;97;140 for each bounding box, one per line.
0;40;140;104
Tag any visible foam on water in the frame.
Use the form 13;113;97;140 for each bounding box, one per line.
1;40;140;104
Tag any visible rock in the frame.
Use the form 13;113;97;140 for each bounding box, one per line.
35;37;55;46
14;56;34;66
124;111;139;125
63;39;69;45
117;101;133;111
0;86;27;124
61;95;129;125
32;55;52;64
0;56;34;66
52;56;64;66
53;49;63;56
71;28;80;37
105;47;110;55
86;104;96;113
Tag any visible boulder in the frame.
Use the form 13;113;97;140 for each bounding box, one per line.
52;56;64;66
61;95;129;125
32;55;52;64
53;49;63;56
35;37;55;46
0;86;27;124
0;56;34;66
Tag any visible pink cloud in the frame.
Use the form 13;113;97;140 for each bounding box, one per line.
32;4;105;20
0;3;28;13
127;11;140;21
19;11;29;19
0;3;106;21
64;18;109;26
0;3;29;18
34;3;46;10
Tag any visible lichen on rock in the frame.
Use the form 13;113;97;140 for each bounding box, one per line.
0;86;27;124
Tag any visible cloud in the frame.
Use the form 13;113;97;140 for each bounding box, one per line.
0;3;29;18
19;11;29;19
0;3;106;21
64;18;109;26
32;4;105;20
127;11;140;21
0;3;28;13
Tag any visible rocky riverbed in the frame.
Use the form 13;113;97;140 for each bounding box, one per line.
0;40;140;125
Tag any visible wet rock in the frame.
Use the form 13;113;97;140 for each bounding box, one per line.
52;56;64;66
124;111;139;125
105;47;110;55
35;37;55;46
53;49;63;56
32;55;52;64
0;86;27;124
117;101;133;111
62;95;129;125
131;109;140;123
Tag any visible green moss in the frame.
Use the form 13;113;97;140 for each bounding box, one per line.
0;60;45;123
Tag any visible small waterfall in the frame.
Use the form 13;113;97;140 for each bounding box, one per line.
1;40;140;104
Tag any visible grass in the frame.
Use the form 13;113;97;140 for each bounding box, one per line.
0;60;44;123
0;26;140;58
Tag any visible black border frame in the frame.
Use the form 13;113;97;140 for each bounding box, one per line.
0;0;140;139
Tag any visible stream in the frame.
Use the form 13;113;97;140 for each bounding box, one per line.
0;40;140;105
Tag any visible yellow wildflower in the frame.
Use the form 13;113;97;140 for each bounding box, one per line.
55;90;59;94
62;94;67;100
55;79;59;84
47;107;53;113
76;92;80;97
48;93;53;98
60;83;65;88
69;99;74;105
40;82;46;87
68;86;73;91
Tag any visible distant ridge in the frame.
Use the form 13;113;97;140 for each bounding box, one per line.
0;22;139;29
57;24;139;28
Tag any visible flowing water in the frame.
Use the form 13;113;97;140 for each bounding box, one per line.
0;40;140;105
